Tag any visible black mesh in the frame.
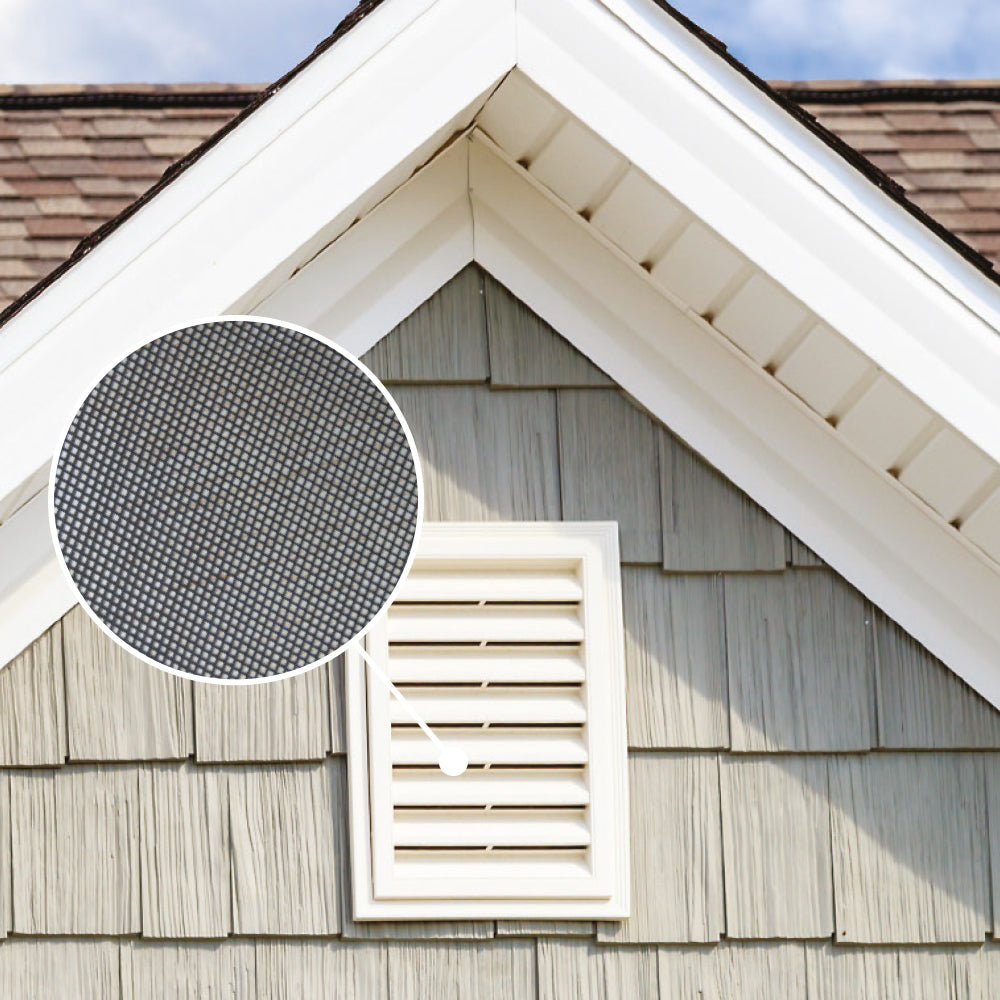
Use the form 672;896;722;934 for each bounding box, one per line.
52;319;420;681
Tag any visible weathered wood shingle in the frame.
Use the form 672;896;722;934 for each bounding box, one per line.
495;921;593;937
194;666;330;762
11;766;140;934
558;390;662;563
0;773;8;937
875;610;1000;748
2;244;999;975
63;606;193;761
0;940;120;1000
804;943;993;1000
985;756;1000;938
362;264;490;384
598;753;723;944
724;570;875;752
785;531;825;567
830;753;990;943
256;940;389;999
121;942;255;999
386;941;536;1000
0;618;66;765
537;939;658;1000
720;756;833;938
139;764;231;938
657;942;808;1000
621;568;728;749
392;385;561;521
228;763;339;935
659;432;784;571
329;656;346;754
483;270;612;387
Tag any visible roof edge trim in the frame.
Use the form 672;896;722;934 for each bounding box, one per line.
777;84;1000;105
0;89;260;111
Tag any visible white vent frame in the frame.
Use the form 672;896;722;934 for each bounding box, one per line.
345;521;629;920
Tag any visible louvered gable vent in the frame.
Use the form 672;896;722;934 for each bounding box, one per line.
346;522;629;920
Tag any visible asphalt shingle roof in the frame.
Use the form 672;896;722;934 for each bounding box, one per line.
0;85;258;312
4;80;1000;317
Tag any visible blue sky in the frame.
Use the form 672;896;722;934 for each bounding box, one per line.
0;0;997;84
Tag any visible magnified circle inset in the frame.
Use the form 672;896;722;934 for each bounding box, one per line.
50;317;422;683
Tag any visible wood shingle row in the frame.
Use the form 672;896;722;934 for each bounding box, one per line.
2;937;1000;999
2;741;996;945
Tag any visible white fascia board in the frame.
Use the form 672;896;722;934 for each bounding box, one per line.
0;0;515;521
518;0;1000;467
0;490;76;668
466;137;1000;708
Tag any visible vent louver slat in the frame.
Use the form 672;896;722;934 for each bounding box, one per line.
392;809;592;848
400;563;585;602
347;523;629;919
392;768;590;807
389;726;589;766
386;603;585;643
386;645;586;683
388;687;587;724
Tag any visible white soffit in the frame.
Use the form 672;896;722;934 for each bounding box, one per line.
466;132;1000;710
517;0;1000;465
1;0;1000;706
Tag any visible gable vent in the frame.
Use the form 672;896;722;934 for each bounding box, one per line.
346;522;629;920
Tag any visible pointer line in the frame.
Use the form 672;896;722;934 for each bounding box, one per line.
349;638;468;776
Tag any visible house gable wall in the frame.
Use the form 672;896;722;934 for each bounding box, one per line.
1;268;999;994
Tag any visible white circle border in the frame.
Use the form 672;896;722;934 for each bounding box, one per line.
47;313;425;686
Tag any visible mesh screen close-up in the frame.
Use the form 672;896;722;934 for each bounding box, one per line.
52;318;420;681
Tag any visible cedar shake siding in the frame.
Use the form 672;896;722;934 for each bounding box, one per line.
1;267;998;996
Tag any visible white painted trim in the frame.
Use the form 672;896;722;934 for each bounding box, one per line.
257;136;473;355
0;490;76;670
346;522;629;920
520;0;1000;465
0;0;516;521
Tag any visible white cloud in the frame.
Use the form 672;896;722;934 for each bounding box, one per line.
684;0;1000;79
